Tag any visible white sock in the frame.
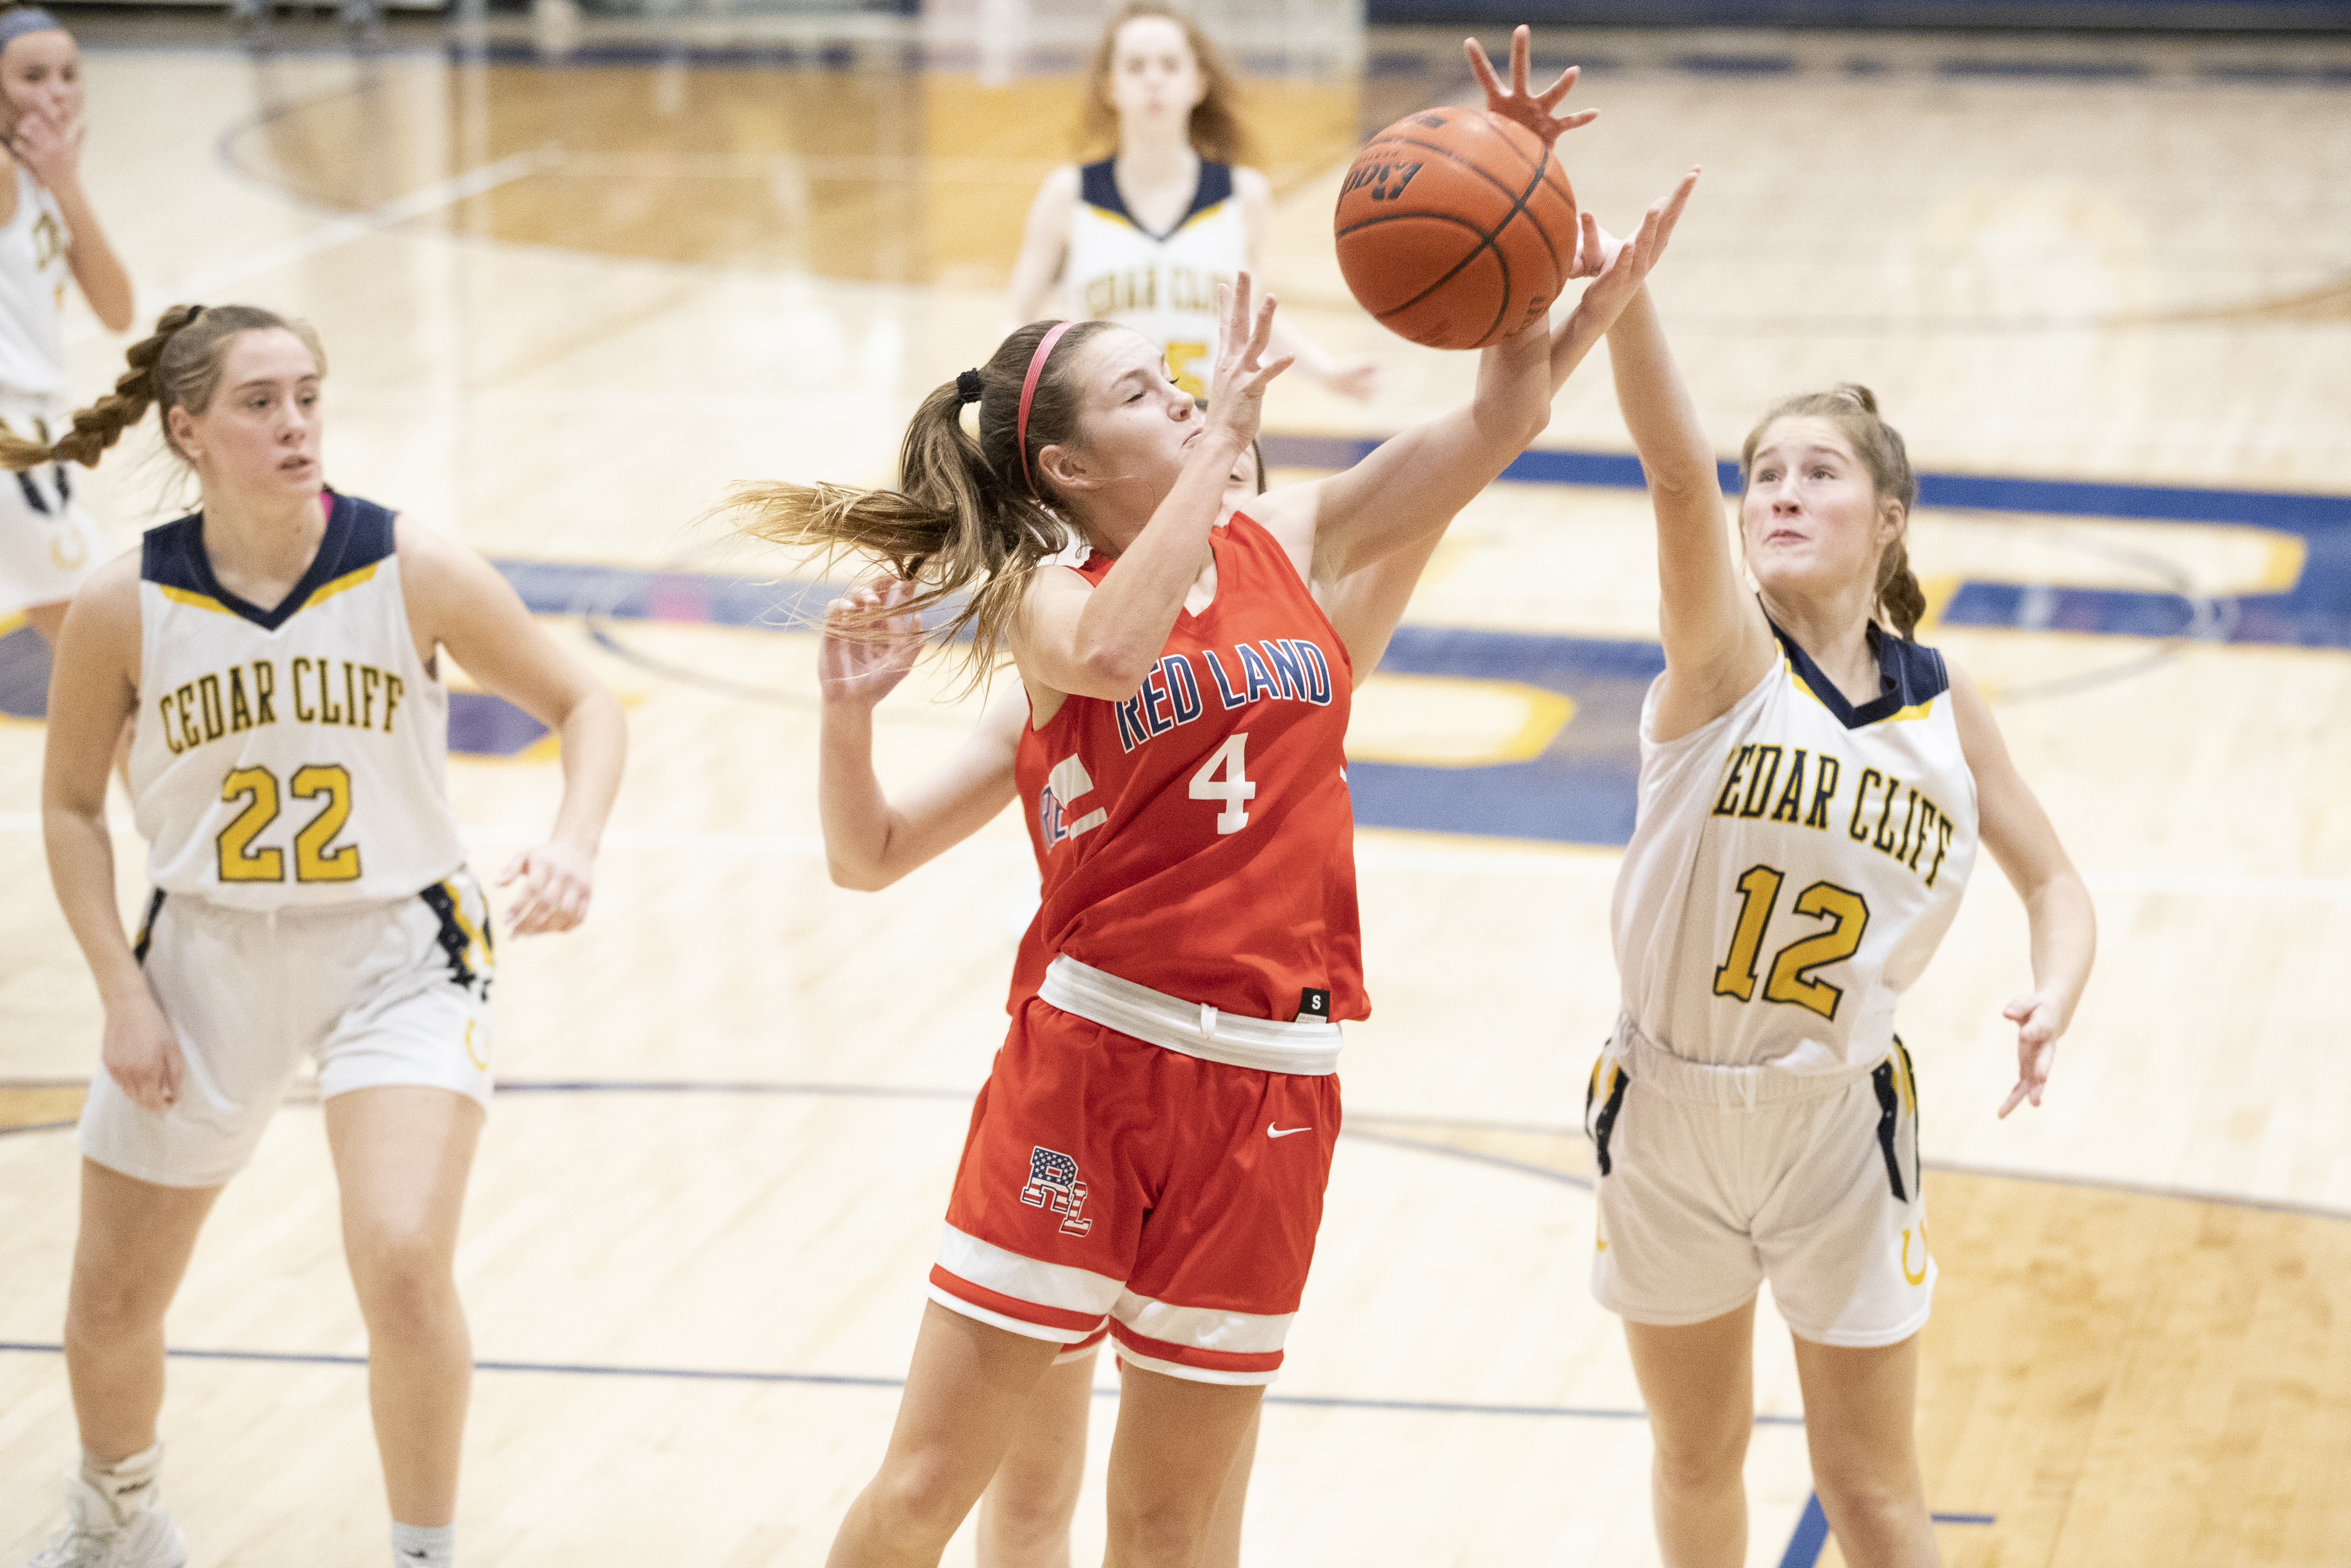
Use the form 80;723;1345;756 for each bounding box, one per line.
79;1443;164;1520
390;1520;455;1568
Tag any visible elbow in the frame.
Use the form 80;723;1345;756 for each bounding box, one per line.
826;856;895;893
1074;644;1156;699
100;302;135;335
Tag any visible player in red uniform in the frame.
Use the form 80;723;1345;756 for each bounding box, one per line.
739;34;1695;1564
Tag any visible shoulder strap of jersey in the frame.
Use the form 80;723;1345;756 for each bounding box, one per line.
1182;161;1235;226
1770;618;1950;728
1078;159;1127;222
141;513;209;594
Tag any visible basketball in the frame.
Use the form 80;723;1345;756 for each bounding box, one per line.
1333;107;1579;351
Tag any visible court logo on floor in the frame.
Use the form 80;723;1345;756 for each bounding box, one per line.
1020;1146;1093;1237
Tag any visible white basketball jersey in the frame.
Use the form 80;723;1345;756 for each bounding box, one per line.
1612;625;1980;1072
128;494;465;910
1064;157;1245;397
0;167;69;407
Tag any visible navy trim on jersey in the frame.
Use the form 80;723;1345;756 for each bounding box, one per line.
142;492;397;632
1078;157;1235;241
1771;618;1950;729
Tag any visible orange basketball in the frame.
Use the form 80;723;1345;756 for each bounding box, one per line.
1333;107;1579;351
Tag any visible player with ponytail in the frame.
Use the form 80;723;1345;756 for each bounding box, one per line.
1583;234;2097;1567
0;5;132;647
21;303;624;1568
739;38;1697;1561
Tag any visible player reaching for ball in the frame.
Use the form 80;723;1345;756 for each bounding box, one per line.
814;421;1471;1568
735;34;1696;1564
1005;1;1379;402
1587;233;2096;1566
16;304;626;1568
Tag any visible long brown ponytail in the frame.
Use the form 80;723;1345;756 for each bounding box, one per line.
727;318;1115;679
0;303;328;474
1738;383;1926;639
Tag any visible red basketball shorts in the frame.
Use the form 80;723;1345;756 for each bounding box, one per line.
930;997;1342;1385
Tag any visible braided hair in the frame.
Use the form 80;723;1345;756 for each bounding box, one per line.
0;303;328;473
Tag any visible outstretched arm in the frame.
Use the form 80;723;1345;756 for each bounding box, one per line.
820;578;1025;890
1950;665;2095;1117
1603;230;1776;740
402;523;627;935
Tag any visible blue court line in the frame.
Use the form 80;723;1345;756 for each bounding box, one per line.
1778;1492;1997;1568
0;1342;1800;1426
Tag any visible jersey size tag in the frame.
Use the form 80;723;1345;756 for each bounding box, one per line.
1298;988;1330;1022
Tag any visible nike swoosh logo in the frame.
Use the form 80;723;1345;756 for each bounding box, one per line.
1266;1123;1312;1139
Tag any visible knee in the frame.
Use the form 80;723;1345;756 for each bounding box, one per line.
860;1459;984;1549
1650;1419;1751;1496
65;1268;170;1349
348;1232;461;1340
981;1492;1075;1568
1106;1497;1213;1568
1814;1464;1926;1536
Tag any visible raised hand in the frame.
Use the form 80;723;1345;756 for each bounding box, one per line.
1547;168;1701;377
1465;25;1598;148
818;574;925;708
1997;990;2062;1117
498;839;596;936
1204;271;1294;451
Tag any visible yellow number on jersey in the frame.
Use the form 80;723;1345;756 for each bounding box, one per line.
1710;863;1872;1022
215;763;364;884
291;765;363;882
216;766;285;882
1763;882;1871;1020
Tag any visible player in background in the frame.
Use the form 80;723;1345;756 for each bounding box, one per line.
15;305;626;1568
0;6;131;647
741;36;1693;1565
1005;1;1377;403
1589;248;2096;1567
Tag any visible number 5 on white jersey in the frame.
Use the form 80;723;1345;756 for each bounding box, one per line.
1189;733;1255;834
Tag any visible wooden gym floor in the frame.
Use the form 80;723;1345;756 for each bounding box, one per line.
3;21;2350;1567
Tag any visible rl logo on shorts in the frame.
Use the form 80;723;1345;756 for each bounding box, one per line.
1020;1146;1093;1237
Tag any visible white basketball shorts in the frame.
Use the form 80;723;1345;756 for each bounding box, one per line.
1584;1024;1936;1348
79;870;497;1189
0;434;106;616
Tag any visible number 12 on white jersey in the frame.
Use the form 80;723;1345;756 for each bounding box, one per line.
1189;733;1255;834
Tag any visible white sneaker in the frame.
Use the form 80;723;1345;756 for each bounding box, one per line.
24;1476;186;1568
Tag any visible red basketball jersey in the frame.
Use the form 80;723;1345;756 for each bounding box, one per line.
1013;509;1365;1023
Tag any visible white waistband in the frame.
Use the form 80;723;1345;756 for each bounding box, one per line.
1608;1017;1880;1110
1039;956;1342;1076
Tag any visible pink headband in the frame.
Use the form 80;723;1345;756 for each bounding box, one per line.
1016;320;1076;495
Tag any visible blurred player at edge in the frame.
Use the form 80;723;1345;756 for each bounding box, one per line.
1006;1;1377;402
0;6;131;647
14;305;626;1568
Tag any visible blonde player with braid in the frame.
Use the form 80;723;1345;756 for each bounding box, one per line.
1587;246;2096;1567
0;6;131;647
14;305;626;1568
